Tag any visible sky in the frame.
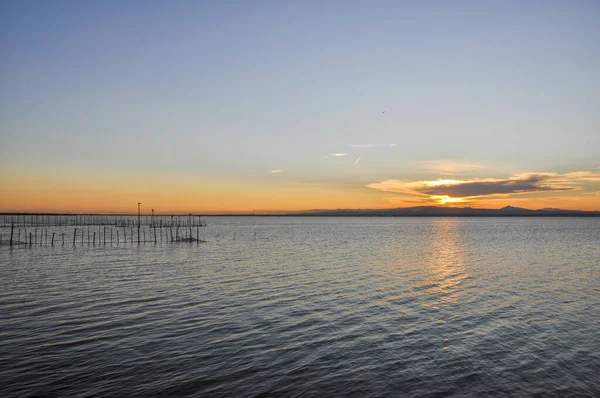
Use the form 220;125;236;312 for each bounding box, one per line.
1;1;599;213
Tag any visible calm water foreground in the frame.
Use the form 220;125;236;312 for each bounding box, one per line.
1;217;599;397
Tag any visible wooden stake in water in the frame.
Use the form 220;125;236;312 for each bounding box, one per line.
10;221;14;247
137;202;141;244
51;233;55;246
73;228;77;245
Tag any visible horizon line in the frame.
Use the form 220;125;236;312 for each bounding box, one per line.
1;204;599;216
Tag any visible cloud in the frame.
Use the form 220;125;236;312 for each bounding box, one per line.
367;171;600;199
355;153;363;165
423;178;566;197
270;169;287;173
325;153;347;158
349;144;397;148
419;160;483;175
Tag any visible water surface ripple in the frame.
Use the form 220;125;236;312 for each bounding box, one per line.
1;217;599;397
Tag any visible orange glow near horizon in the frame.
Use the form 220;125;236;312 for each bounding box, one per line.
1;169;599;213
0;169;387;214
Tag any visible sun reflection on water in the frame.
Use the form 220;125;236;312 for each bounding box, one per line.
423;218;470;306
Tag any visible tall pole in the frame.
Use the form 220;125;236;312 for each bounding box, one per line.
151;209;156;243
138;202;142;244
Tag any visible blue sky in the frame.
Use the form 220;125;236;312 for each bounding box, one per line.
1;1;599;212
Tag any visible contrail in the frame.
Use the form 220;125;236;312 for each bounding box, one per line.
355;153;363;165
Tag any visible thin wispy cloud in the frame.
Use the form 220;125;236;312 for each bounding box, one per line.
349;144;398;148
325;153;347;158
367;171;600;199
354;153;363;165
419;160;484;175
269;169;287;173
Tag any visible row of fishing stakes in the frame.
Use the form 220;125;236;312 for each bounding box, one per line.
0;214;207;228
2;224;207;247
2;212;207;247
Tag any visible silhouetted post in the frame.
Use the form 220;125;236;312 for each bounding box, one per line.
51;233;55;246
117;229;120;244
29;232;32;246
62;233;65;245
104;226;106;245
138;202;141;244
93;232;96;245
10;221;14;247
73;228;77;245
154;226;157;243
143;228;146;242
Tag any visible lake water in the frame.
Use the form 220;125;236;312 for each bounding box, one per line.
1;217;599;397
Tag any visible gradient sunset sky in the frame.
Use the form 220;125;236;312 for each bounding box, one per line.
1;1;599;213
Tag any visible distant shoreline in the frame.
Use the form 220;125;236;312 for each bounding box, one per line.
1;213;599;217
2;205;599;217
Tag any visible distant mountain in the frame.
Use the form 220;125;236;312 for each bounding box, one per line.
284;206;600;217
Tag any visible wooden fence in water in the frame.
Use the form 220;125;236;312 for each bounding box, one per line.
0;214;207;247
